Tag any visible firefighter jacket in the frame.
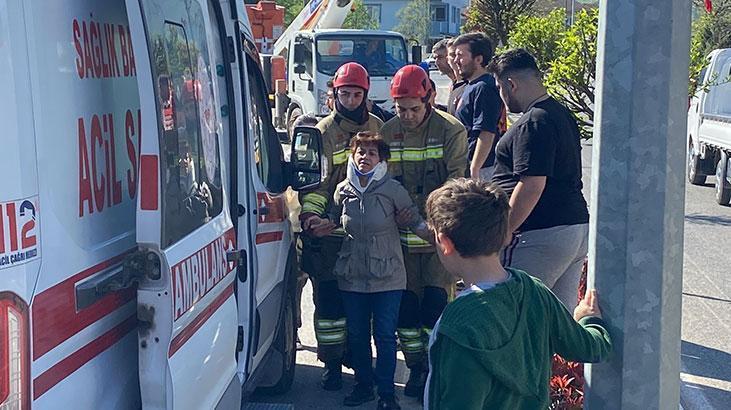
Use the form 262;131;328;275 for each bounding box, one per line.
380;109;468;251
299;108;383;234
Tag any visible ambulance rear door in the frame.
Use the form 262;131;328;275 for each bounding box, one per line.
125;0;241;408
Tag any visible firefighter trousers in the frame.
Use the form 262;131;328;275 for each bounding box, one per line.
396;250;452;370
301;234;347;363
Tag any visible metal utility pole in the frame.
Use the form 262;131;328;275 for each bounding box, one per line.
585;0;691;409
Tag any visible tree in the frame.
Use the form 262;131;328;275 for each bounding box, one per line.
507;8;598;138
689;1;731;95
343;0;379;29
462;0;537;46
277;0;307;27
394;0;430;45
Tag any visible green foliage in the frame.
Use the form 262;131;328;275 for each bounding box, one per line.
462;0;537;45
505;9;564;72
507;8;597;138
277;0;307;27
394;0;430;45
689;4;731;95
343;0;379;29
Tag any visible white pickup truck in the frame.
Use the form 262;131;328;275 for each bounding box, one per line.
688;48;731;205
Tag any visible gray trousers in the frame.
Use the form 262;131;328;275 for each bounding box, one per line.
501;223;589;309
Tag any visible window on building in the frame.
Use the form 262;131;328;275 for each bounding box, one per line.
431;5;447;22
364;4;381;25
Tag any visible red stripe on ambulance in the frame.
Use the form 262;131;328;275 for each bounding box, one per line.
31;250;136;360
255;231;283;244
172;229;236;320
33;314;137;399
168;283;234;357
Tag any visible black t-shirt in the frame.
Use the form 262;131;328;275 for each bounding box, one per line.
456;73;503;168
492;97;589;232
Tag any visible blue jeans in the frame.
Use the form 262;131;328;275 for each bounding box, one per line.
341;290;403;397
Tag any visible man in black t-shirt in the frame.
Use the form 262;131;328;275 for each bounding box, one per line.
488;48;589;308
453;33;504;180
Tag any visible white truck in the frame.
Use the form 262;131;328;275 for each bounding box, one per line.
262;0;418;130
282;29;411;121
688;48;731;205
0;0;324;408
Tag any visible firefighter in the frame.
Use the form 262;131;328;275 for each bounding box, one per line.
380;65;468;399
299;62;383;391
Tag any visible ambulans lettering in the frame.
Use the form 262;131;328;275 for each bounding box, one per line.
172;230;236;319
0;197;41;269
78;109;141;217
73;16;136;80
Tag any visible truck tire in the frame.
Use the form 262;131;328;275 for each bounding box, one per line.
715;150;731;206
256;289;297;395
688;140;706;185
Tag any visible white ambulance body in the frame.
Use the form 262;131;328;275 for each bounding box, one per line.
0;0;322;408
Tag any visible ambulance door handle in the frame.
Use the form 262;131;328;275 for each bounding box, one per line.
75;250;160;310
228;249;248;282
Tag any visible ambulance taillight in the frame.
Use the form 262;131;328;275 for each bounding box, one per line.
0;292;30;409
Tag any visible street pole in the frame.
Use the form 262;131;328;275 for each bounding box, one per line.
585;0;690;409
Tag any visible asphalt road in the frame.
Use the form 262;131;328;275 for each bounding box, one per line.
252;81;731;409
678;175;731;409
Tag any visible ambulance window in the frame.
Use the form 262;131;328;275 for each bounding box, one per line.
143;3;224;247
246;53;285;193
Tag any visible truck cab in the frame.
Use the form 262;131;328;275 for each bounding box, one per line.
0;0;323;408
286;29;409;121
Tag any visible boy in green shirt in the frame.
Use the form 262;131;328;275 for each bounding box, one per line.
423;178;612;409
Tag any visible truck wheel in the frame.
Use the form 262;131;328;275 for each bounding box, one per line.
257;290;297;395
688;141;706;185
715;151;731;206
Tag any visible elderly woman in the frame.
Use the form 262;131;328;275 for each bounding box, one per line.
311;132;431;409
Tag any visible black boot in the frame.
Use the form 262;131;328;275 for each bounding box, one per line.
343;383;376;406
376;394;401;409
403;364;425;398
321;360;343;391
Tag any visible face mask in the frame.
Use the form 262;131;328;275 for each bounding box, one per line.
335;87;369;125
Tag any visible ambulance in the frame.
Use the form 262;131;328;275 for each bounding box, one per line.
0;0;323;408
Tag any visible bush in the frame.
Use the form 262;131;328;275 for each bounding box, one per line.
549;259;588;409
506;8;598;138
689;6;731;96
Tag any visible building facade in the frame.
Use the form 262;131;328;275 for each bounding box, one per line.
364;0;468;41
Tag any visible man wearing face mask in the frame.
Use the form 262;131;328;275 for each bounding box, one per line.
379;65;468;400
299;62;383;391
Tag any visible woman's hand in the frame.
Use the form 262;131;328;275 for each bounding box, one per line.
304;215;337;237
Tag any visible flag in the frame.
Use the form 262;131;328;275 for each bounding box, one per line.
705;0;713;13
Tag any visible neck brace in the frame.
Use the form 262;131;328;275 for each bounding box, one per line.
347;156;388;193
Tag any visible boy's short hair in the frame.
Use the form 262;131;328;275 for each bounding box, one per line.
452;33;494;67
487;48;542;81
350;131;391;161
426;178;510;257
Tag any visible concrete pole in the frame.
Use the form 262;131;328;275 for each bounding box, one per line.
585;1;691;409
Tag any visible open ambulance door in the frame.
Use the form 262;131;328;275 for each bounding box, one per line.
126;0;242;408
235;33;297;391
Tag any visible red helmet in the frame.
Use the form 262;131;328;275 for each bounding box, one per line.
333;62;370;90
390;65;432;99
